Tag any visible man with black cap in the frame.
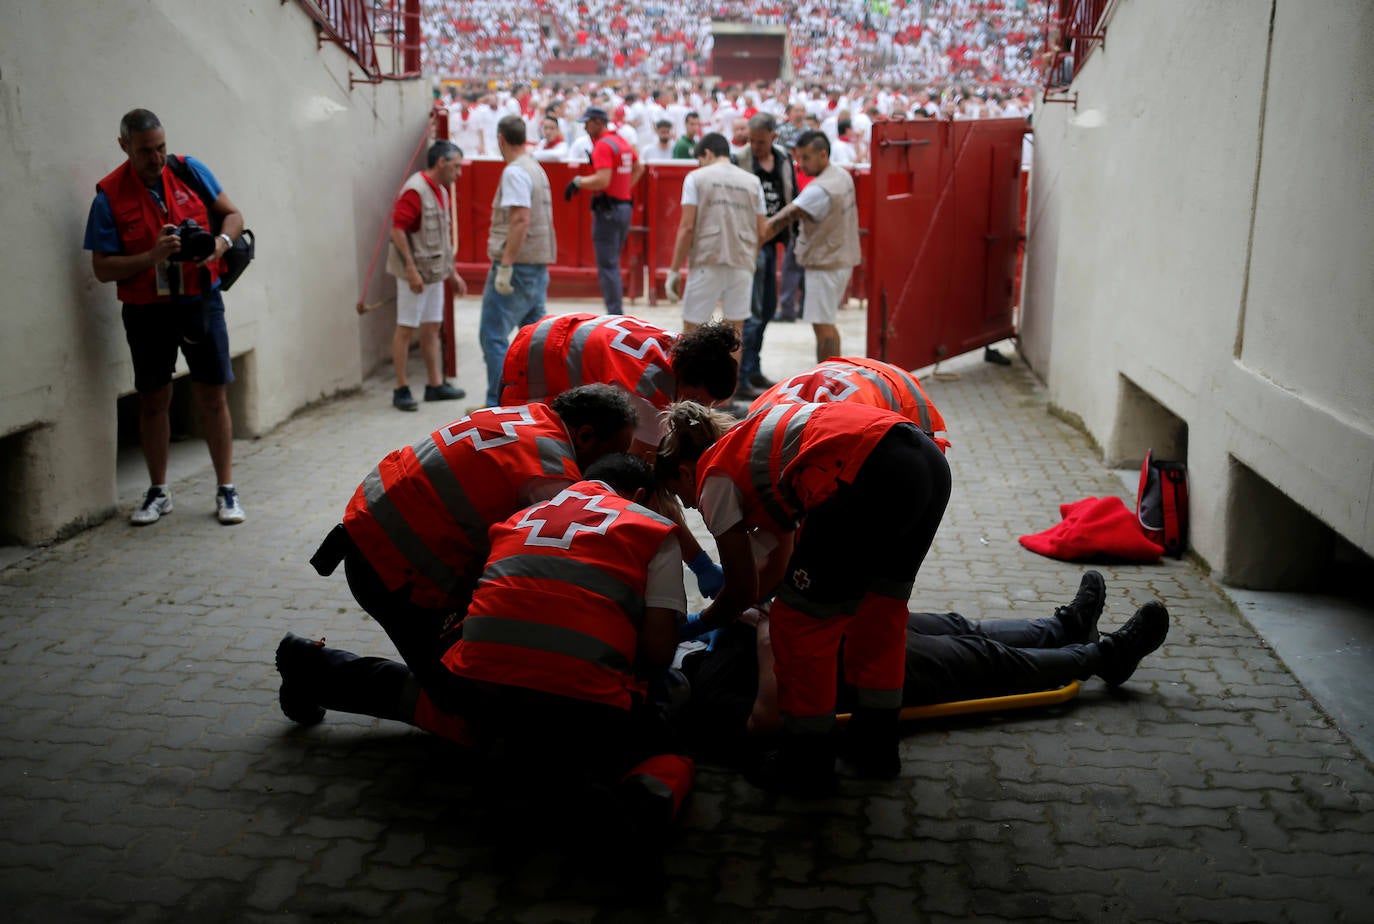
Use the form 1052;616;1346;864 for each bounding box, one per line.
563;105;643;315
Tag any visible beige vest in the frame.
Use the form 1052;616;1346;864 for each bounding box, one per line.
795;164;861;270
386;172;454;284
487;154;556;265
690;160;762;271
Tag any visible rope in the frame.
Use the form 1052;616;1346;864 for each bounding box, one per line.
356;110;437;314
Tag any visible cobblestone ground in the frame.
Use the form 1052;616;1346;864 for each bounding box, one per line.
2;301;1372;923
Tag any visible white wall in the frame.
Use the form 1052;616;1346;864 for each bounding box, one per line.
1022;0;1374;584
0;0;430;542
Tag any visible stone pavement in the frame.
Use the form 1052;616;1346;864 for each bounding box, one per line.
2;299;1372;923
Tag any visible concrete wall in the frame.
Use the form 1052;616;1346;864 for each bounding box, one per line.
1021;0;1374;586
0;0;430;542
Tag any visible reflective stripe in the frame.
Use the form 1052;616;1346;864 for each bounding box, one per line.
480;553;645;622
623;773;675;803
888;366;934;436
362;467;466;595
525;315;562;400
412;436;489;553
854;687;903;709
784;714;837;735
535;435;577;475
626;500;675;529
460;613;633;673
565;315;621;388
635;362;675;402
749;404;814;529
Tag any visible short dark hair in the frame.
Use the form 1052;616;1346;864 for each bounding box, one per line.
796;130;830;155
552;383;637;440
655;119;672;130
685;110;700;122
582;453;655;497
694;132;730;159
119;108;162;141
670;322;740;401
427;140;462;167
497;115;526;146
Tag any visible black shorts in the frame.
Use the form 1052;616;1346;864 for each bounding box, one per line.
121;289;234;393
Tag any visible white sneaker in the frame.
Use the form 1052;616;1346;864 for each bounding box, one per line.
216;485;246;525
130;487;173;525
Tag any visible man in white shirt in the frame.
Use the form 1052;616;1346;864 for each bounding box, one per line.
643;120;678;162
533;115;569;162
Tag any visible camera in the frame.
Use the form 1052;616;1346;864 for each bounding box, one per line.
166;218;217;262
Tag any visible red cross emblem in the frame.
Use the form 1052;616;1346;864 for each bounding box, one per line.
791;569;811;591
514;489;620;550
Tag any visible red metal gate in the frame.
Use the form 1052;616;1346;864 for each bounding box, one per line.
865;118;1025;369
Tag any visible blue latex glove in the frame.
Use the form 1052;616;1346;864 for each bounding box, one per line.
688;550;725;598
679;611;712;642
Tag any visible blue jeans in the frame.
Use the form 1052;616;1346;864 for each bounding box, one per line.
479;263;548;407
740;242;780;384
779;237;804;319
591;200;633;315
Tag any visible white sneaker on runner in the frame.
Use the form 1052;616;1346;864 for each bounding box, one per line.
130;487;173;526
216;485;246;525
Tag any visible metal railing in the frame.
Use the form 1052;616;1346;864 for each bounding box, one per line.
1041;0;1116;106
293;0;422;88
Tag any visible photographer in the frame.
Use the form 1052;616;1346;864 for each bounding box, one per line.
85;109;246;526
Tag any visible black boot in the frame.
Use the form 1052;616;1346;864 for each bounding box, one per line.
1054;570;1106;643
1095;601;1170;687
842;707;901;779
747;731;838;797
274;632;414;725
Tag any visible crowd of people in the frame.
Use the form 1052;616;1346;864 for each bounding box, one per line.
420;0;1048;87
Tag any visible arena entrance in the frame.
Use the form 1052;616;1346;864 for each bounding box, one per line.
709;22;788;82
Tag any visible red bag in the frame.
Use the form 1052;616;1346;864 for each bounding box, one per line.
1137;449;1189;558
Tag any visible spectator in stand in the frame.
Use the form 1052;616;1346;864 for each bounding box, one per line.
830;119;858;166
643;119;678;162
672;111;702;159
533;115;569;162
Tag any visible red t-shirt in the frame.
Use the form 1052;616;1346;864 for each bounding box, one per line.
591;133;637;200
392;173;449;232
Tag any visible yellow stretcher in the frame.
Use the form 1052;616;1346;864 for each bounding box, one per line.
836;681;1081;724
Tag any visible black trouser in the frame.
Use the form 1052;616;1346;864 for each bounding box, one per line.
739;241;780;385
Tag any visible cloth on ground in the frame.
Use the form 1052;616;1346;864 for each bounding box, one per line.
1018;496;1163;563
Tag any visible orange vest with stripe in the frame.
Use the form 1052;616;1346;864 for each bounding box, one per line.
500;313;679;410
342;404;580;610
96;159;221;303
750;357;950;452
697;402;906;533
442;480;677;710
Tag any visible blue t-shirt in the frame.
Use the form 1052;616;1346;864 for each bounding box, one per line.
83;156;223;254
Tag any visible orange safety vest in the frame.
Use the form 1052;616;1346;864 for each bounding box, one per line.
96;159;222;303
697;402;907;533
750;356;951;452
442;480;678;710
500;313;679;409
342;404;581;610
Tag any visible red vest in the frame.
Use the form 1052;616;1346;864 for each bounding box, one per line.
750;357;951;452
96;159;221;303
697;402;904;533
442;480;678;710
500;313;678;409
342;404;581;609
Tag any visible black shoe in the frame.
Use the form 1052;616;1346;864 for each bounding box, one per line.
984;345;1012;366
1096;601;1169;687
275;633;326;725
749;372;776;389
393;386;419;412
424;382;466;401
840;708;901;779
1055;570;1106;643
745;737;838;797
